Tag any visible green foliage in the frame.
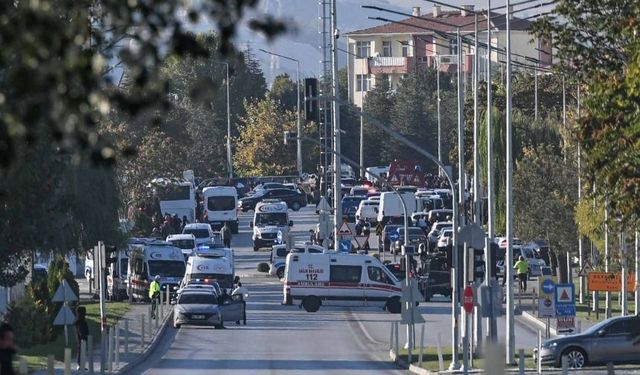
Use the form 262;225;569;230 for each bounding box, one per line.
132;211;154;237
6;294;53;347
574;197;605;255
47;257;80;308
28;279;52;315
271;73;299;112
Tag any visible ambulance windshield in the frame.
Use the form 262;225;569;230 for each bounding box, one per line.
256;212;287;226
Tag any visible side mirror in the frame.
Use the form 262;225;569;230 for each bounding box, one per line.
249;221;253;228
289;220;294;227
597;329;606;337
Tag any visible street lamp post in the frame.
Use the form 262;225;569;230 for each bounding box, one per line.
213;61;233;181
259;49;303;178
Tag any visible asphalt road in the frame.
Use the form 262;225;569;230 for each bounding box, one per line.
125;206;406;375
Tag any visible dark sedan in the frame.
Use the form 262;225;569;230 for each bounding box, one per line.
535;315;640;368
390;227;427;254
239;188;307;211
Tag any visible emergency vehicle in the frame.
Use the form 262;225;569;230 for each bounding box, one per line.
202;186;239;233
269;243;327;279
183;247;235;289
127;239;186;302
251;200;293;251
283;252;402;313
166;233;197;260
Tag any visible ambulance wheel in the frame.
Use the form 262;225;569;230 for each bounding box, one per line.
291;202;301;211
302;296;321;312
276;267;285;280
386;297;401;314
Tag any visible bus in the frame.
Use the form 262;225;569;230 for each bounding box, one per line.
152;178;196;223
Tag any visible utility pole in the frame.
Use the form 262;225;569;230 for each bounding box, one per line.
456;27;467;369
635;231;639;316
473;14;480;226
330;0;342;251
605;198;611;318
359;58;365;179
505;0;515;364
621;228;628;316
437;57;442;167
577;84;585;304
224;63;233;180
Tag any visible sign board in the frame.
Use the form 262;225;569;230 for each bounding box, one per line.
457;223;485;249
556;316;575;332
388;230;400;242
588;272;636;292
577;260;592;277
276;230;283;245
538;276;556;318
401;281;425;325
53;305;76;326
463;286;475;314
339;239;352;253
387;160;425;187
352;235;369;249
375;222;383;236
338;222;353;236
555;284;576;317
317;197;331;212
479;282;503;318
52;281;78;303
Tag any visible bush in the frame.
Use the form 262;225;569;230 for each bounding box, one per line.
256;263;270;273
29;279;52;315
132;211;154;237
47;256;80;307
5;294;53;347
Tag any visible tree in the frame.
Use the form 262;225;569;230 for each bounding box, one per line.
514;144;579;278
271;73;298;112
234;95;316;176
362;80;394;167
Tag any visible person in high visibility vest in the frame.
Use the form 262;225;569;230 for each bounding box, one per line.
149;275;161;319
514;256;529;292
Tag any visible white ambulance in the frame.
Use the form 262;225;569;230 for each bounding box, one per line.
127;239;186;301
283;252;402;313
251;200;293;251
183;247;235;289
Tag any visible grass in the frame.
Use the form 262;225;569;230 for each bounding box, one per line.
19;301;130;370
397;346;536;372
575;296;636;324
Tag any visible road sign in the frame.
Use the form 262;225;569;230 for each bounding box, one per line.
556;316;575;332
276;230;283;245
339;239;352;253
555;284;576;317
541;279;555;295
352;235;369;249
463;286;475;314
375;222;383;236
577;260;592;277
587;272;636;292
52;281;78;303
538;276;557;318
388;229;400;242
317;197;331;212
400;281;425;325
457;223;485;249
338;222;353;236
53;305;76;326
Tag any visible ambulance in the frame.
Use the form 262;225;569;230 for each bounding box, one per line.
251;200;293;251
183;247;235;289
283;252;402;313
127;239;186;301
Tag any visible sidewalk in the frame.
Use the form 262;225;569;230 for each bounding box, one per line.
30;279;172;374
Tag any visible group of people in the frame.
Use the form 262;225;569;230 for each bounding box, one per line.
151;213;189;239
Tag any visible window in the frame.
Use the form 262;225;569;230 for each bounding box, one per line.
449;38;458;55
401;42;411;57
356;41;371;58
178;293;217;305
155;185;191;201
368;266;395;285
382;41;392;57
605;320;630;335
356;74;371;92
183;229;210;238
330;265;362;283
207;196;236;211
170;239;195;250
148;260;187;278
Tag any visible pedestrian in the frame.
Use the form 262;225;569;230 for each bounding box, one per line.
172;214;181;233
181;215;189;231
149;275;161;319
514;255;529;292
75;306;89;371
221;223;232;248
161;219;175;238
0;323;16;375
355;218;365;236
231;283;249;325
309;229;315;244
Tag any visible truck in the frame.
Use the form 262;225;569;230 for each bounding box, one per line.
376;191;418;225
202;186;239;234
183;248;235;289
251;200;293;252
127;239;186;301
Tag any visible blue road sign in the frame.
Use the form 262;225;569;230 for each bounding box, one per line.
555;283;576;317
542;279;555;295
276;230;283;244
339;239;352;253
388;230;400;242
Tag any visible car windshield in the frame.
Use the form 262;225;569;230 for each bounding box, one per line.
178;293;217;305
148;260;186;277
256;212;287;226
442;230;452;237
399;228;424;236
207;196;235;211
170;239;195;249
183;229;210;238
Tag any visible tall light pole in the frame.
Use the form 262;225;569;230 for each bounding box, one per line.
259;49;302;177
330;0;342;251
213;61;233;181
505;0;515;364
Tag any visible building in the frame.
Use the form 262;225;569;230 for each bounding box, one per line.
346;6;552;107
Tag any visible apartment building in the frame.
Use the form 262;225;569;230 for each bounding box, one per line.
346;5;552;107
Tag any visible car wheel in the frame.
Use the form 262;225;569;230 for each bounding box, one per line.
291;202;301;211
301;296;321;312
561;347;587;368
276;267;285;280
386;297;401;314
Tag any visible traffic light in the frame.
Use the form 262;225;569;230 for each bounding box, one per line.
304;78;318;121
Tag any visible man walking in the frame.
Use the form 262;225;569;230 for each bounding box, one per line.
75;306;89;371
149;275;161;319
0;323;16;375
221;223;232;248
514;256;529;292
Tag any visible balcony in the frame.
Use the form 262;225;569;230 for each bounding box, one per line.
367;56;432;74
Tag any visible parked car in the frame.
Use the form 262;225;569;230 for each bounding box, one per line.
390;227;427;254
427;222;453;247
173;290;222;329
239;188;307;211
436;228;454;249
182;223;216;247
535;315;640;368
355;199;379;223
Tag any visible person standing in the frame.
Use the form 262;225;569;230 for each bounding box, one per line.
221;223;232;248
0;323;16;375
75;306;89;370
514;256;529;292
149;275;161;319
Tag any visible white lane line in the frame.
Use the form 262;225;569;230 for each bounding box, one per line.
348;309;385;345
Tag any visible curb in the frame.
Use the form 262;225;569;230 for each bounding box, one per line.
389;348;436;375
116;308;173;375
521;311;557;336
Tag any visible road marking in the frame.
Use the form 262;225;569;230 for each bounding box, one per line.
347;309;385;345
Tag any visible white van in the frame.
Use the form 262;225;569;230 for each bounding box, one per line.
183;248;235;289
166;234;197;260
127;240;186;301
202;186;239;233
283;252;402;313
269;243;327;279
251;200;293;252
377;191;417;224
355;199;379;222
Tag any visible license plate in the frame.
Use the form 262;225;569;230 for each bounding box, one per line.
191;314;205;320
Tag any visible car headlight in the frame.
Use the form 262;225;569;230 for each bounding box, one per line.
542;341;558;348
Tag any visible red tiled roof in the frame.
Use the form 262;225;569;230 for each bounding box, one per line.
347;10;531;35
